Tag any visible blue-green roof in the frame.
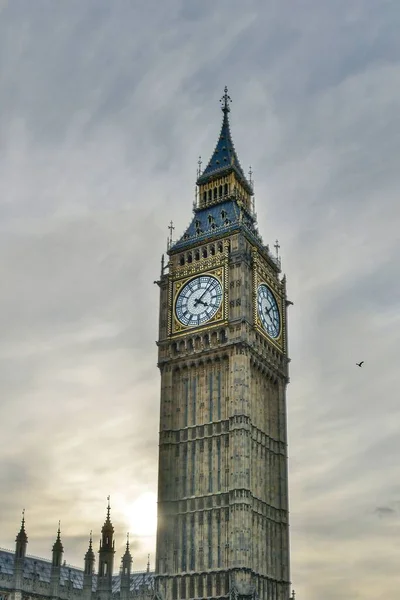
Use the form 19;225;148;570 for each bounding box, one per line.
171;199;261;252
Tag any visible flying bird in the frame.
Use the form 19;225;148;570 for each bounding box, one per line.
356;361;364;367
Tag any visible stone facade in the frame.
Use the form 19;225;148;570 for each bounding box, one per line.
154;90;292;600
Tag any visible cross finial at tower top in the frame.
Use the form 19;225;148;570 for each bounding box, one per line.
274;239;280;258
147;554;150;572
220;86;232;113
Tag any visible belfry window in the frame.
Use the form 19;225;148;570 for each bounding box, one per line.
187;252;192;263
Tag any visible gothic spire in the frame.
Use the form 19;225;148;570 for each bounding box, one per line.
101;496;114;535
99;496;115;553
16;509;28;544
84;531;95;576
52;522;64;567
197;86;252;195
122;533;132;565
52;521;64;553
15;509;28;560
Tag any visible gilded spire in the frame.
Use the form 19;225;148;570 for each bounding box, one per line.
197;87;252;195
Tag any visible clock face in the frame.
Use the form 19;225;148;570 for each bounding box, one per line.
175;275;223;327
257;284;280;338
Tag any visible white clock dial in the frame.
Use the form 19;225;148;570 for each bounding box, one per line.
257;284;280;338
175;275;223;327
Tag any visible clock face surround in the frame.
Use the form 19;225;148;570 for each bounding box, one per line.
257;283;280;338
175;274;223;327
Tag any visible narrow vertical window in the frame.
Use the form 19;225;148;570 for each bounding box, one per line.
208;439;213;493
216;573;221;595
207;573;212;596
183;446;187;497
190;514;195;570
184;379;189;428
217;371;221;419
192;377;197;426
209;373;213;422
191;443;196;495
182;516;187;571
208;512;213;568
217;438;221;491
189;576;195;598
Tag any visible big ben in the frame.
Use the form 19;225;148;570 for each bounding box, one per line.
155;89;291;600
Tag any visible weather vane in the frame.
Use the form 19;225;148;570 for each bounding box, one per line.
197;156;202;178
220;86;232;113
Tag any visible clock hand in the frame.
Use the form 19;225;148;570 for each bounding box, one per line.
198;282;215;302
264;305;273;318
194;297;208;307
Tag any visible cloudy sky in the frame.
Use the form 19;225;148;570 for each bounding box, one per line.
1;1;400;598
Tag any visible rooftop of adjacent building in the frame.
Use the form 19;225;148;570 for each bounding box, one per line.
0;548;154;593
0;501;154;594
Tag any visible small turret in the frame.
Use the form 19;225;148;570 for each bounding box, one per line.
15;509;28;559
96;497;115;600
83;532;95;600
13;511;28;600
52;522;64;567
50;522;63;599
120;533;132;600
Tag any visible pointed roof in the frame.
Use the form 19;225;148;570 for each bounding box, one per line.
101;496;114;536
16;509;28;544
52;522;64;554
197;87;253;195
85;531;95;562
122;533;132;565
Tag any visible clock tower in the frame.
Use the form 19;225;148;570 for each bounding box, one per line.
155;89;291;600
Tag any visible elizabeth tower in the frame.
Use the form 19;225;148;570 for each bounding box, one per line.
155;89;291;600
